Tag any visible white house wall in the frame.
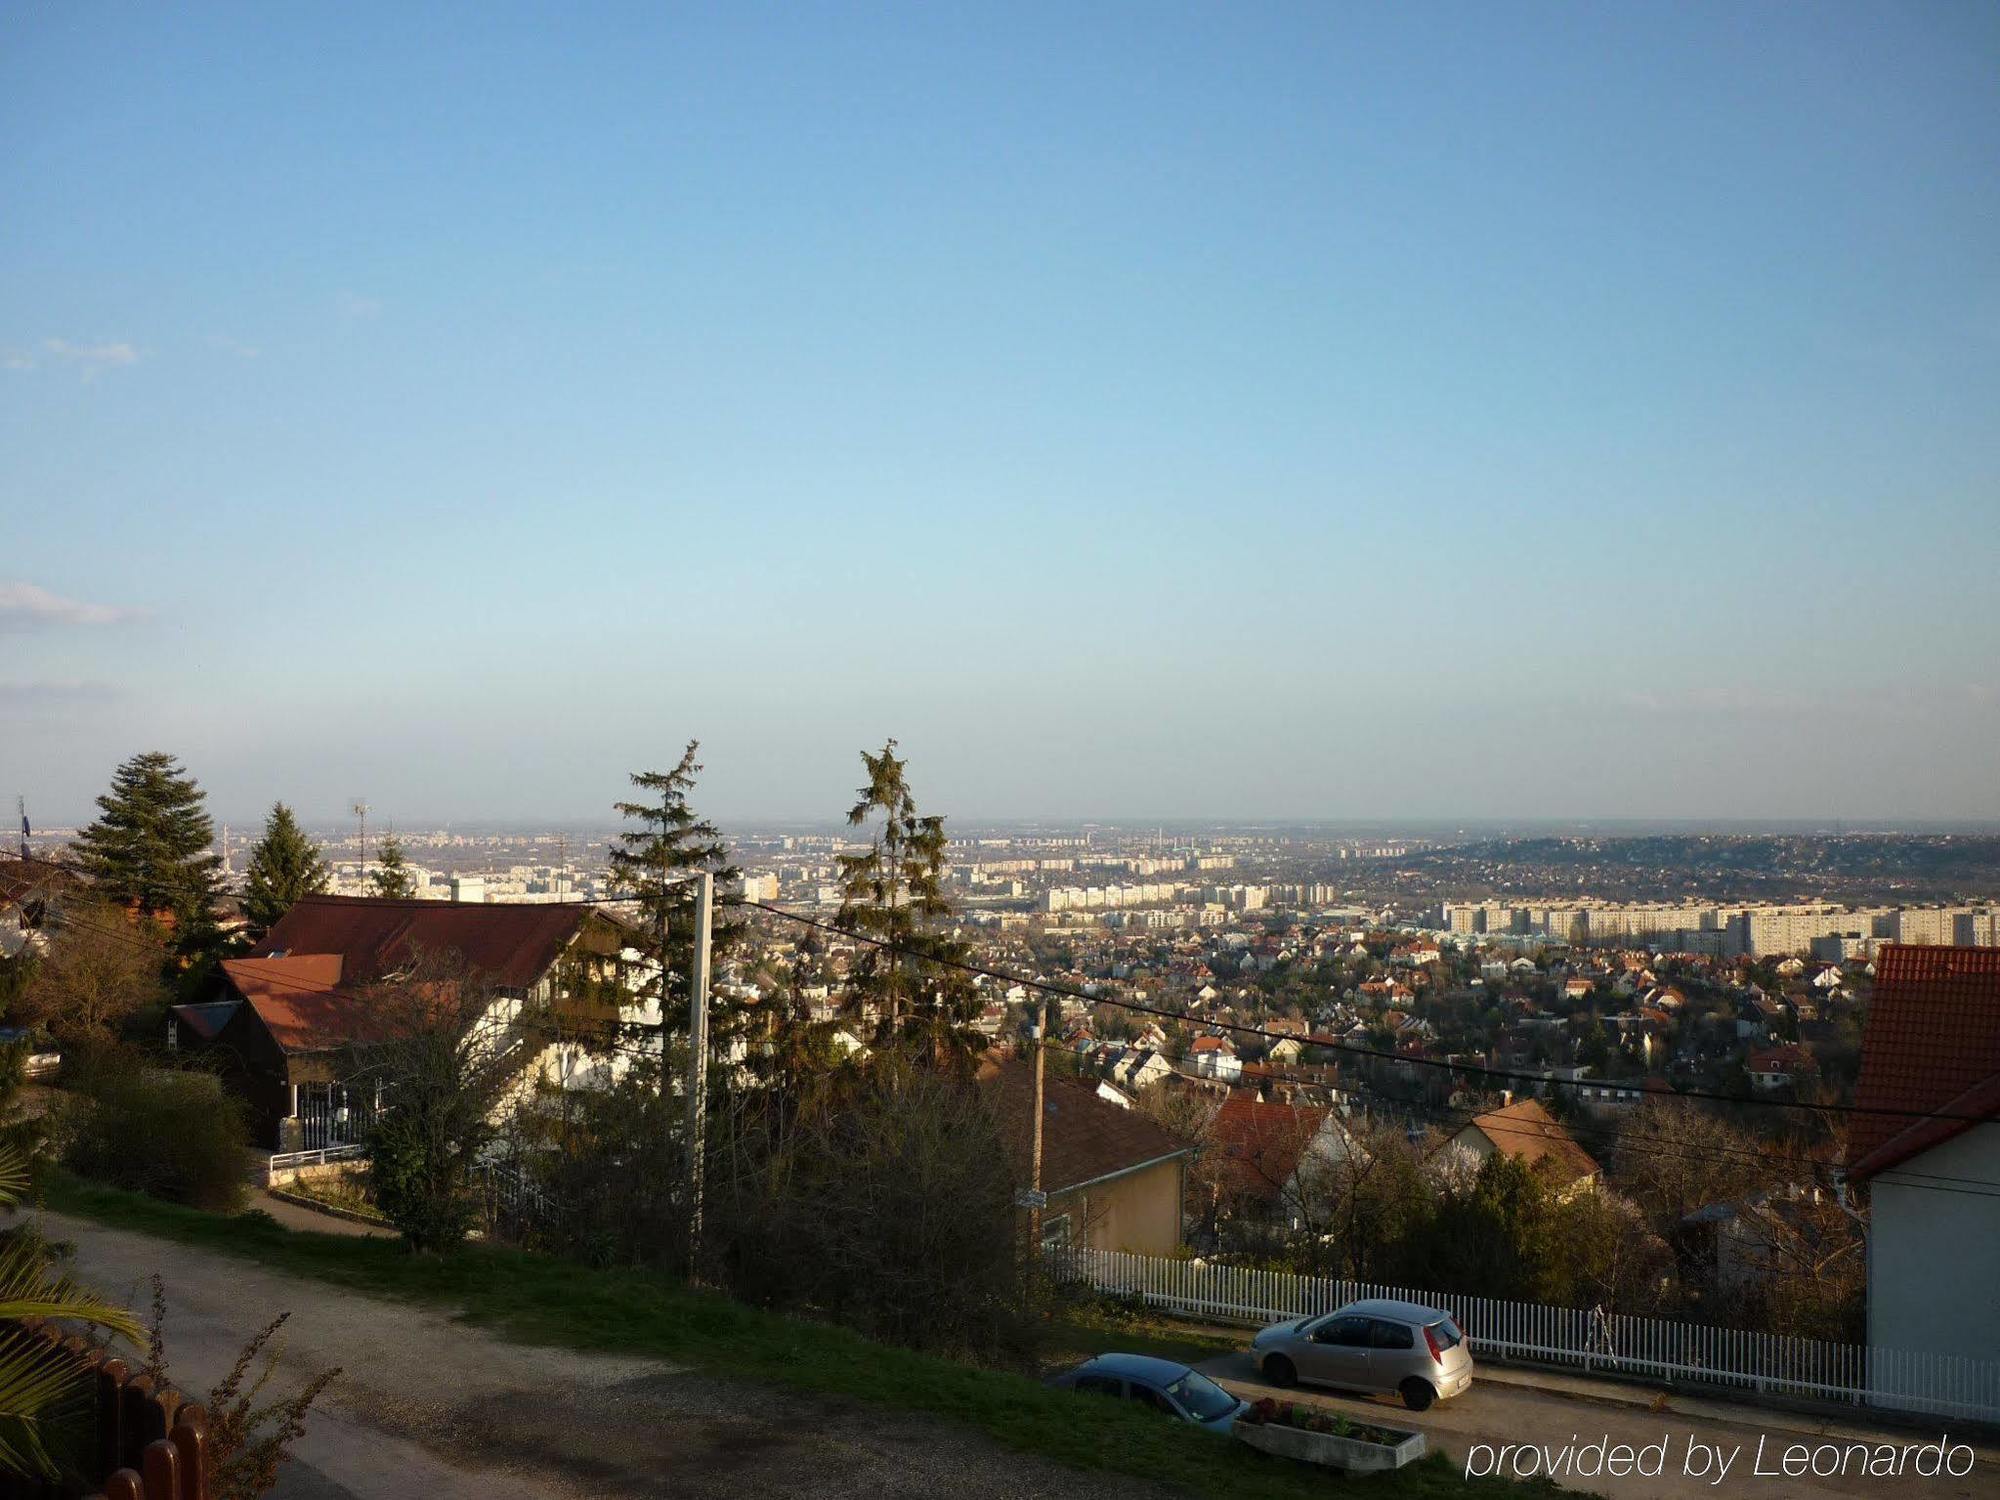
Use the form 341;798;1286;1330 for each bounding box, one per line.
1867;1121;2000;1386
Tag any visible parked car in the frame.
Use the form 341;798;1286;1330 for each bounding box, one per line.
1049;1353;1250;1433
1249;1299;1473;1411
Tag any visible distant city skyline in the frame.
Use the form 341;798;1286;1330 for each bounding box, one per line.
6;5;1998;823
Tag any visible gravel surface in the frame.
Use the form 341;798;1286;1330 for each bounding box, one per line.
47;1211;1172;1500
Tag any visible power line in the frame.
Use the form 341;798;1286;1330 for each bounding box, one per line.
10;854;1996;1196
730;896;1997;1127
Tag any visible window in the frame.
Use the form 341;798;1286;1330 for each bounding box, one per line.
1427;1318;1464;1352
1369;1319;1415;1350
1316;1315;1373;1347
1074;1375;1121;1398
1128;1384;1175;1417
1039;1213;1072;1250
1164;1371;1237;1423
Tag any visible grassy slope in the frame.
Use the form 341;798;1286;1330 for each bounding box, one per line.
46;1177;1559;1500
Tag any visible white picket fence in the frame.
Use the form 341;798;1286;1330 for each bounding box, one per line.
1048;1245;2000;1425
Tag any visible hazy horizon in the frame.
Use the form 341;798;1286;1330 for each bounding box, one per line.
7;5;1998;826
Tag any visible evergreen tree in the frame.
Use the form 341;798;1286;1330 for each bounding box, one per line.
370;833;417;898
241;802;330;930
607;742;743;1038
834;740;980;1069
72;752;222;924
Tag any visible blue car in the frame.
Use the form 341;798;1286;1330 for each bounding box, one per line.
1050;1353;1250;1434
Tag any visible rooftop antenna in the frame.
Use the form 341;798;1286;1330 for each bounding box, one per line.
352;800;371;885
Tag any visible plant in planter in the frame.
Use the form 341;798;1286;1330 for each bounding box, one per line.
1234;1396;1426;1471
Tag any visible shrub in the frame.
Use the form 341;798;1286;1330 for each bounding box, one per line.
57;1054;252;1211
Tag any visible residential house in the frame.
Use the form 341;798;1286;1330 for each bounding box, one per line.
1448;1098;1601;1197
1111;1046;1173;1092
1746;1043;1817;1093
980;1056;1188;1253
1209;1088;1358;1229
199;894;637;1147
1845;945;2000;1389
1188;1034;1244;1082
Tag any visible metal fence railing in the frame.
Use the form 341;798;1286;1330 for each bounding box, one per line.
266;1143;369;1181
1047;1244;2000;1425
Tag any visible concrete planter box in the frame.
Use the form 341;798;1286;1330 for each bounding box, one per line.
1233;1416;1426;1472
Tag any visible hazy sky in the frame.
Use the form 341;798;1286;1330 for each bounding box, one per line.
4;3;1998;828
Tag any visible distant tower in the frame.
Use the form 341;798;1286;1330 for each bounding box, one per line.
221;823;231;875
352;800;371;883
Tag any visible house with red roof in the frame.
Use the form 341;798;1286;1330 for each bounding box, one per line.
1208;1089;1356;1230
1448;1098;1600;1198
1746;1042;1817;1093
1188;1033;1242;1082
1845;945;2000;1381
199;894;636;1147
980;1056;1188;1254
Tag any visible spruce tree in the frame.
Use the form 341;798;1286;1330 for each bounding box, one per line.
72;752;223;923
607;741;742;1039
834;740;980;1068
241;802;330;931
370;834;417;898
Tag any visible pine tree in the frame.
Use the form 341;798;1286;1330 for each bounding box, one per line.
370;834;417;898
607;742;743;1038
72;752;223;923
241;802;330;931
834;740;980;1068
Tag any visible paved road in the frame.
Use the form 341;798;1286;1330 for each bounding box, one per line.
49;1212;1168;1500
1200;1351;1997;1500
47;1207;1999;1499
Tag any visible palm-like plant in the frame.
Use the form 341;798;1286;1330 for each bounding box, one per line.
0;1146;145;1479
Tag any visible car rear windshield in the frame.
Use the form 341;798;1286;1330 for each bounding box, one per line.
1428;1318;1464;1351
1166;1371;1238;1422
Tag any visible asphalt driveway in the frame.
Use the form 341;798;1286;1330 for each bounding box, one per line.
1200;1349;1997;1500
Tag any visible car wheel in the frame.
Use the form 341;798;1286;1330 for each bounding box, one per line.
1399;1378;1435;1412
1263;1354;1297;1388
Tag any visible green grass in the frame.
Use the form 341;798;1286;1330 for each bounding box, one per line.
45;1175;1557;1500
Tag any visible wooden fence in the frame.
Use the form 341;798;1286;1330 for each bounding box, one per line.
0;1324;211;1500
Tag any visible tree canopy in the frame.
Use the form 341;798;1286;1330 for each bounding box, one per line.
71;752;221;923
369;833;417;899
241;802;329;931
607;742;743;1036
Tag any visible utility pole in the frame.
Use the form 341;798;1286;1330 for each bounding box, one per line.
1021;1003;1048;1301
1029;1013;1047;1247
686;869;713;1275
352;800;371;886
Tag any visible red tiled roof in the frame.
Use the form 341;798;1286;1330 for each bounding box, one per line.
1212;1089;1328;1201
220;955;363;1053
1458;1098;1600;1187
253;895;597;990
1846;945;2000;1183
979;1058;1187;1195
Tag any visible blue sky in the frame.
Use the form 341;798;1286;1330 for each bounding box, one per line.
4;3;1997;826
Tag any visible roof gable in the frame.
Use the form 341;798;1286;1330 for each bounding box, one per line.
253;894;594;990
1212;1089;1329;1201
1461;1097;1600;1187
979;1058;1186;1195
1846;944;2000;1182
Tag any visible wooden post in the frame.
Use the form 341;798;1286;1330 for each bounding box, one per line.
1029;1016;1046;1251
141;1439;181;1499
170;1405;210;1500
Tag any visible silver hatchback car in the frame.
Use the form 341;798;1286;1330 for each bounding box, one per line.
1250;1299;1474;1410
